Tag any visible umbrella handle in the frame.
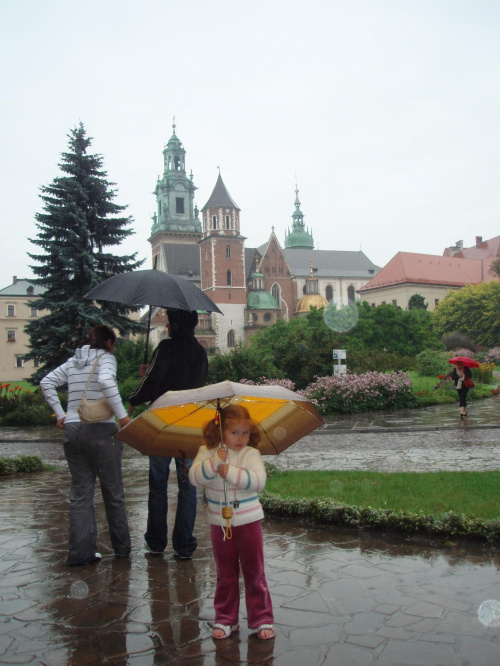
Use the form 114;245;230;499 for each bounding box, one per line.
143;305;152;365
143;256;158;365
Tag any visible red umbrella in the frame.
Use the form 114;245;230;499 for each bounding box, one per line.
448;356;480;368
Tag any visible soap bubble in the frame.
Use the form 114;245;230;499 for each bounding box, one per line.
329;480;344;495
70;581;89;598
478;600;500;627
323;302;359;333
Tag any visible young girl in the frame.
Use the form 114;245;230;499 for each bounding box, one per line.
189;404;275;641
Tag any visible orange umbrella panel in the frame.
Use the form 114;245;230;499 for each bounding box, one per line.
117;382;324;458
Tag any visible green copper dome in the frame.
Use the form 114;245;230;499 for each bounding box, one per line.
285;229;315;249
247;291;280;310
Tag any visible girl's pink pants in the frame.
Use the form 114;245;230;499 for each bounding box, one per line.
211;520;274;629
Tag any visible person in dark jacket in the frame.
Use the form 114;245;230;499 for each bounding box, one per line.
450;361;472;418
128;309;208;558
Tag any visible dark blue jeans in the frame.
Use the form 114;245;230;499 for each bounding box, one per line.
145;456;197;556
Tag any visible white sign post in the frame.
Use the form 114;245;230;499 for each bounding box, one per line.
333;349;347;376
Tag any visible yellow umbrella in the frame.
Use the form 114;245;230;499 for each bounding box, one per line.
116;380;324;458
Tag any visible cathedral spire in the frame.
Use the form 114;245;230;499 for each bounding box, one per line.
284;181;314;249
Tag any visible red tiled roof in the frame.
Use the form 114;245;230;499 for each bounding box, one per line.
443;235;500;260
358;252;485;292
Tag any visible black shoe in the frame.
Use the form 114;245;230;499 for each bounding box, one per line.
144;539;163;556
173;550;192;560
68;552;102;566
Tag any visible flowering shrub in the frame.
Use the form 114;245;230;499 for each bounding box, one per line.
0;383;54;426
484;347;500;364
476;362;496;385
0;383;24;417
436;374;453;389
298;371;418;415
240;377;296;391
448;348;476;359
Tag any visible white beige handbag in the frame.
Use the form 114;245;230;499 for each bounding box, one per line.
77;356;114;423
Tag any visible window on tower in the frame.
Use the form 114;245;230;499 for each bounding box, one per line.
212;215;217;229
227;330;235;348
325;285;333;302
176;198;185;214
174;157;180;170
225;215;230;229
226;270;232;286
226;245;231;259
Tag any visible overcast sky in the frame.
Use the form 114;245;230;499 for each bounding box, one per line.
2;0;499;288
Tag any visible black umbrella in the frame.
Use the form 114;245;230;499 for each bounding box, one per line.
84;269;223;361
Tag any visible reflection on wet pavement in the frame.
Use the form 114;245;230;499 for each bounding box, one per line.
1;399;500;663
1;460;500;664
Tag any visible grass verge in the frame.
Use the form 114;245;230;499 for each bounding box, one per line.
262;468;500;543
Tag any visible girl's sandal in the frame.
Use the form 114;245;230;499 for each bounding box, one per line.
257;624;275;640
212;623;239;640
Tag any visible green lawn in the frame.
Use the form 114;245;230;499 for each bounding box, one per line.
265;470;500;521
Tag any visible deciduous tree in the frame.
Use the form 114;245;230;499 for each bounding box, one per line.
433;282;500;348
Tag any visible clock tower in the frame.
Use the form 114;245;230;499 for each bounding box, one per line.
149;120;202;266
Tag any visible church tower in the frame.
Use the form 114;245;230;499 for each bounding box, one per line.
149;120;202;266
200;172;246;352
284;184;314;250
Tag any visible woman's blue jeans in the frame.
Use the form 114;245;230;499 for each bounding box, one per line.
144;455;198;557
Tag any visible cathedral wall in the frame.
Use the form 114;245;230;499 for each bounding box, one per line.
296;277;371;307
213;304;246;353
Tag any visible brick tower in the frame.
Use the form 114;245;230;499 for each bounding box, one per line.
200;172;246;352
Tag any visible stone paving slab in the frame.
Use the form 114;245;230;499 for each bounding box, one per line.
0;462;499;665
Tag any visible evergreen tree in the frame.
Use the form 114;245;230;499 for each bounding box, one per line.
25;123;145;382
408;293;428;310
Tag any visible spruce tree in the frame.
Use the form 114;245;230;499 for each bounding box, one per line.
25;123;145;382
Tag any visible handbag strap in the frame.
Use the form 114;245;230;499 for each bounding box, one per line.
79;355;102;402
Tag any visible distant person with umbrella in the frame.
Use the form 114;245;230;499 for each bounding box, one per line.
128;309;208;559
449;357;476;419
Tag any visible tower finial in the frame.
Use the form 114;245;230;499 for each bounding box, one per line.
172;115;176;133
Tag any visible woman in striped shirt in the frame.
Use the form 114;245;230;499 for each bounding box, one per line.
189;404;274;641
40;325;131;566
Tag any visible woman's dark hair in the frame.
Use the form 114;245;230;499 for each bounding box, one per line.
86;325;116;350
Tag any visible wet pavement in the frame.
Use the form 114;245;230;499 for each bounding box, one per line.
1;400;500;664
